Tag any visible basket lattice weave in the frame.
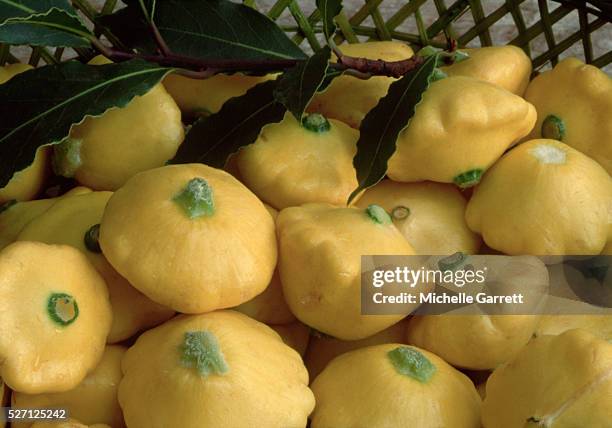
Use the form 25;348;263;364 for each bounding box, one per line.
1;0;611;72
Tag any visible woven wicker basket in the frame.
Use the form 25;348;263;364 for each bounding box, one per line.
1;0;611;72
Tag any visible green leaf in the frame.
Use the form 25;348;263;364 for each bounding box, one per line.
274;46;331;121
0;59;172;188
316;0;343;41
348;54;439;204
103;0;306;61
0;0;92;47
171;79;286;168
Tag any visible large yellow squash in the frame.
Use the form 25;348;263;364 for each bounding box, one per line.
387;76;536;184
310;344;481;427
441;46;532;95
354;180;480;254
163;72;274;116
308;41;414;128
100;164;277;314
17;191;174;343
277;203;415;340
236;112;358;209
0;147;49;204
0;187;91;251
482;329;612;427
524;57;612;175
52;56;184;191
0;242;112;394
466;139;612;255
304;320;407;380
12;345;126;428
536;315;612;341
118;311;314;428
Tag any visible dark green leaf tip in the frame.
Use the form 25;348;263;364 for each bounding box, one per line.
84;224;102;253
52;138;82;178
366;204;391;225
438;252;468;272
391;205;410;220
173;178;215;219
180;330;229;377
47;293;79;326
453;169;483;188
0;199;17;214
541;114;565;141
302;113;331;133
387;346;436;383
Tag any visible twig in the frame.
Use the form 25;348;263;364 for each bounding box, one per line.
150;21;172;56
335;55;425;78
327;37;344;60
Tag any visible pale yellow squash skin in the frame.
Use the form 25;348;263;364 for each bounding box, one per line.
163;72;274;116
354;180;480;254
603;240;612;255
16;192;174;343
100;164;277;314
54;56;184;191
30;421;110;428
466;139;612;255
236;112;359;209
305;319;407;380
270;322;311;357
441;46;532;95
308;41;414;128
277;203;415;340
0;187;91;251
536;315;612;341
406;315;540;370
0;147;49;203
118;311;314;428
482;329;612;428
311;344;482;428
0;242;112;394
12;346;126;428
235;205;296;324
524;57;612;175
387;76;536;183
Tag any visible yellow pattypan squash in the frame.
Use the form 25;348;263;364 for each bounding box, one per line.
536;315;612;341
118;311;314;428
0;187;91;251
387;75;536;184
466;139;612;255
12;345;126;428
164;72;274;116
310;344;482;428
0;242;112;394
52;56;184;191
308;41;414;128
442;45;532;95
304;319;408;380
237;112;359;209
354;180;481;254
482;329;612;428
1;377;7;428
277;203;415;340
234;204;296;324
100;164;277;314
406;256;547;370
0;147;49;204
17;191;174;343
270;322;311;357
524;57;612;175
